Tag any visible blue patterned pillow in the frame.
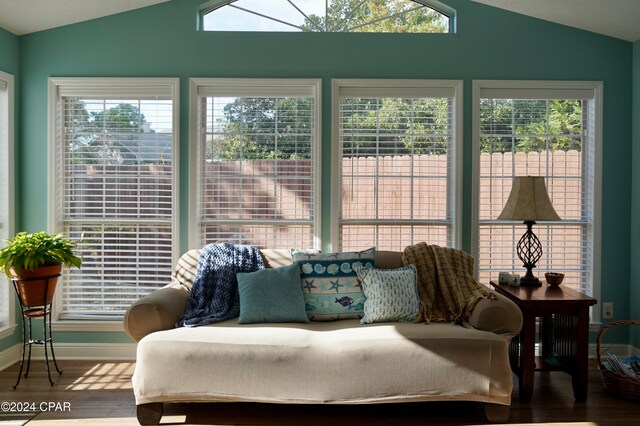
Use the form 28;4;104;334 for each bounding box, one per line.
354;264;419;324
292;248;375;321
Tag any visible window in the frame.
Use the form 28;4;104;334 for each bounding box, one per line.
473;81;601;302
0;70;14;336
190;78;321;250
332;79;462;252
49;78;179;322
201;0;452;33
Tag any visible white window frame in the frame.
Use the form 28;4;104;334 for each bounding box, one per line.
0;70;15;339
471;80;602;323
189;78;322;250
48;77;180;331
330;79;463;252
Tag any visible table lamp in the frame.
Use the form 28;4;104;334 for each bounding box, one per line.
498;176;561;287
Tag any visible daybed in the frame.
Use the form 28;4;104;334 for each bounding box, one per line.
124;248;523;425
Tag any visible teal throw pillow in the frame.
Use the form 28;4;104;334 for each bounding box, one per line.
292;248;375;321
354;264;419;324
237;264;309;324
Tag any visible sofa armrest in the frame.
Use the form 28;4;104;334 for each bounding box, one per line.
123;284;188;341
467;291;523;340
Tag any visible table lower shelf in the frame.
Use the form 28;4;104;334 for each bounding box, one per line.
534;355;573;373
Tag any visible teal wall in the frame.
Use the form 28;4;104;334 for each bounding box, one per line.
632;40;640;347
0;26;19;352
1;0;634;345
0;27;18;75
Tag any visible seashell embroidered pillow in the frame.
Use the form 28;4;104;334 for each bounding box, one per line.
291;248;375;321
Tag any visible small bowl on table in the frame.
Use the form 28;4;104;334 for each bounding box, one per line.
545;272;564;286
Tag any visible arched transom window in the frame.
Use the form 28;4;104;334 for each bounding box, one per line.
201;0;453;33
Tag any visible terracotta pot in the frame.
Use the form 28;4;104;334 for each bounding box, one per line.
10;264;62;307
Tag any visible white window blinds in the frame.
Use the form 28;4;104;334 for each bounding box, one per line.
193;79;321;250
51;78;179;320
475;82;600;296
334;80;461;252
0;72;12;330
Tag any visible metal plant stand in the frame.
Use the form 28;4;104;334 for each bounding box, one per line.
11;273;63;389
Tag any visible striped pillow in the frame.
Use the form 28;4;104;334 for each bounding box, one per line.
172;249;200;291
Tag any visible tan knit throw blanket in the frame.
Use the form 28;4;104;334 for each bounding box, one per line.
402;242;497;323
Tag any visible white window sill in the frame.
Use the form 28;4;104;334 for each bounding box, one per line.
0;324;17;340
52;320;124;332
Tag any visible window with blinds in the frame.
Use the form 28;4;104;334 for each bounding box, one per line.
191;78;321;250
473;81;601;297
333;80;462;252
0;71;13;332
49;78;179;320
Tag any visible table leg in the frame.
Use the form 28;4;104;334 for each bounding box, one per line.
572;308;590;402
519;310;536;402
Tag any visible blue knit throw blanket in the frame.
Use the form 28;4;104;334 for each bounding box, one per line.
177;243;265;327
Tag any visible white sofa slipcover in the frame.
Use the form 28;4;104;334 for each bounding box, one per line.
124;249;523;424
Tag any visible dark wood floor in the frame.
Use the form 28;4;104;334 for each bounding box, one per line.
0;359;637;425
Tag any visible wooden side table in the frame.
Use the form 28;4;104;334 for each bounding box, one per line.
490;281;597;402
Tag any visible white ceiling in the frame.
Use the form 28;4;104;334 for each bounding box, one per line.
0;0;638;42
0;0;170;36
471;0;640;42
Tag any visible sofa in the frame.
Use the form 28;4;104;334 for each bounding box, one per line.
124;248;523;425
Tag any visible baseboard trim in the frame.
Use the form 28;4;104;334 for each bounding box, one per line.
0;344;21;372
32;342;137;360
0;342;136;371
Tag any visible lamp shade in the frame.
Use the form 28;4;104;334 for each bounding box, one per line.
498;176;561;222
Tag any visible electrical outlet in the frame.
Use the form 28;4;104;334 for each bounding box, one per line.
603;302;614;319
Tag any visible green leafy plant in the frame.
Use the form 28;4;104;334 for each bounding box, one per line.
0;231;82;278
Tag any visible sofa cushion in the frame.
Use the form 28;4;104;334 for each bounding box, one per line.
132;320;513;406
260;249;294;268
237;264;309;324
373;250;404;269
292;248;375;321
355;264;420;324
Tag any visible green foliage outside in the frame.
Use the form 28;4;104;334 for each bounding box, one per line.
67;100;154;164
480;99;584;154
210;97;313;161
340;97;450;157
211;97;583;160
300;0;448;33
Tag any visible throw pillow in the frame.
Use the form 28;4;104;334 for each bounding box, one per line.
354;264;420;324
291;247;375;321
237;264;309;324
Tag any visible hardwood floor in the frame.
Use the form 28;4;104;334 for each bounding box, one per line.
0;359;637;425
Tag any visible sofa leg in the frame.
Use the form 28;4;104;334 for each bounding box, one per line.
136;402;163;425
485;403;509;423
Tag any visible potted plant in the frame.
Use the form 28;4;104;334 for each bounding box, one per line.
0;231;82;307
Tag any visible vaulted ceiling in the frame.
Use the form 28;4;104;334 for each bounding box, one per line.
470;0;640;42
0;0;638;42
0;0;170;36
